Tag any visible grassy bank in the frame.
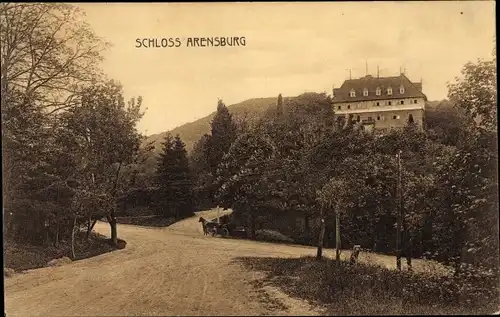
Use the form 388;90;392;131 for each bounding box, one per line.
237;256;499;315
4;231;121;273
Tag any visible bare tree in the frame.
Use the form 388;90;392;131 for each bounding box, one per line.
0;3;109;113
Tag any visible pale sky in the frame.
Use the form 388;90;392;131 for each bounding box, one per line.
77;2;496;136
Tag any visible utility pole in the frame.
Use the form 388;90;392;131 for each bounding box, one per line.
396;150;403;270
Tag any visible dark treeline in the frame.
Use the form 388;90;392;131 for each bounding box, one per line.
190;53;498;273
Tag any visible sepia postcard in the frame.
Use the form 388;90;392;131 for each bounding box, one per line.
2;1;498;316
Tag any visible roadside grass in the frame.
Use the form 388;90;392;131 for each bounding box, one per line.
236;255;499;315
4;231;121;273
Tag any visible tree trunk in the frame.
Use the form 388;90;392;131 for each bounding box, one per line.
86;218;97;240
86;214;92;240
71;216;77;260
335;210;341;265
406;244;413;271
108;162;122;246
55;212;60;247
316;207;326;260
107;213;118;246
45;226;50;247
110;218;118;246
250;212;256;240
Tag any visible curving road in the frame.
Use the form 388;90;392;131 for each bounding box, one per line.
5;209;331;316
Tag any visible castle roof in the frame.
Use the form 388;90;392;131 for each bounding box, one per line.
332;74;427;103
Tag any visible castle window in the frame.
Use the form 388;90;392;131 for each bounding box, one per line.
357;115;360;122
387;87;393;95
350;89;356;97
393;115;400;120
347;105;351;109
376;87;381;96
400;86;405;94
363;88;368;96
408;114;414;123
338;105;342;110
376;102;380;106
377;115;380;120
368;116;373;121
388;101;392;106
400;100;404;105
414;99;418;104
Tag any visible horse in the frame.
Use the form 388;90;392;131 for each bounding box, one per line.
198;217;218;236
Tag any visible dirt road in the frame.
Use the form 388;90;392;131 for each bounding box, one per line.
5;209;333;316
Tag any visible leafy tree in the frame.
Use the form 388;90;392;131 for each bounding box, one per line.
448;55;497;132
60;80;144;245
216;125;277;239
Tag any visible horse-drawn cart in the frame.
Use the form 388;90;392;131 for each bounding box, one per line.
199;216;230;237
210;223;230;237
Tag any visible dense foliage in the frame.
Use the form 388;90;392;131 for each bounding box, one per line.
191;53;499;276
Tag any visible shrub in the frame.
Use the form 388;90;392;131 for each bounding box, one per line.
255;229;294;243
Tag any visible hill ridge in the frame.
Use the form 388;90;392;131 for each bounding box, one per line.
143;96;293;154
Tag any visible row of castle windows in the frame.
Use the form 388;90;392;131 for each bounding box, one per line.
349;114;414;122
350;86;404;97
337;99;418;110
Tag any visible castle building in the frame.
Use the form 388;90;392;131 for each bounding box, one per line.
332;73;427;132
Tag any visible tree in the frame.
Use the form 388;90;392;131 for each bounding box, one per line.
416;51;498;272
276;93;283;116
189;134;212;210
424;100;470;147
317;178;351;264
155;134;194;219
205;99;237;203
0;3;108;113
1;3;109;246
448;55;497;132
215;125;277;239
61;80;144;245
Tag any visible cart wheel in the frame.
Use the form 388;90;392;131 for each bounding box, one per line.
222;228;229;237
211;228;217;237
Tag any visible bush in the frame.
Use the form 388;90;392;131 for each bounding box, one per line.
255;229;294;243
